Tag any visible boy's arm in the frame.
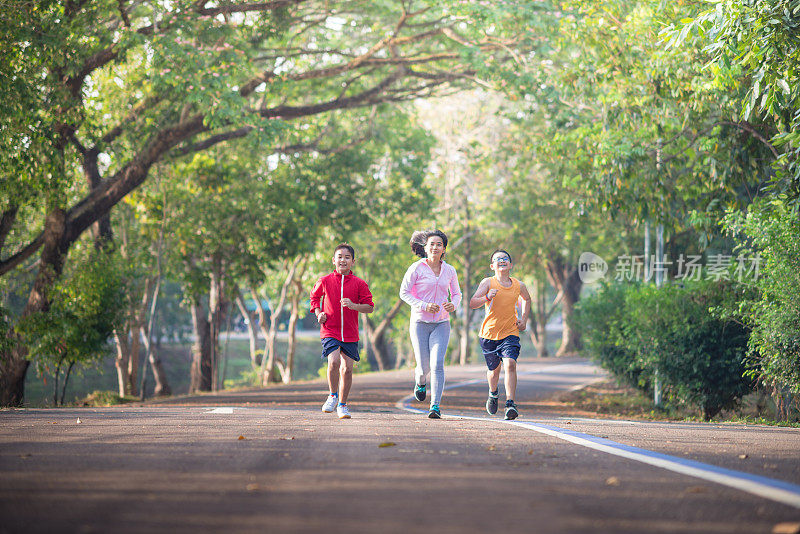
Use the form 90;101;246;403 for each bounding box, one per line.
469;278;492;309
517;282;533;329
342;300;374;313
309;278;327;323
342;280;374;314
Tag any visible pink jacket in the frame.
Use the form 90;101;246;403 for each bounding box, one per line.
309;271;373;342
399;259;462;323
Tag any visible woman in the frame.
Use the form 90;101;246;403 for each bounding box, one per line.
399;229;462;418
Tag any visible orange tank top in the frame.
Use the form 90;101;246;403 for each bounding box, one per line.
479;277;521;340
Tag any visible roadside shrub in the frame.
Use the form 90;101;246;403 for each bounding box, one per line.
576;282;645;390
724;199;800;404
625;280;753;419
79;390;136;407
577;280;753;419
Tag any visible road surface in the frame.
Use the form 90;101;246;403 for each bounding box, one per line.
2;358;799;533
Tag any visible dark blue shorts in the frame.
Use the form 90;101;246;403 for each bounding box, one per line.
479;335;521;370
321;337;360;361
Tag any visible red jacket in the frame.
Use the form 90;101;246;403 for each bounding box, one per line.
309;271;374;342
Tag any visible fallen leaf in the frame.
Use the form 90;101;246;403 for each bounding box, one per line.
19;453;31;458
528;450;534;455
238;435;246;440
378;442;396;448
605;476;620;486
739;454;748;459
773;522;800;534
279;437;295;440
487;445;496;451
246;484;260;492
76;418;81;424
684;486;708;494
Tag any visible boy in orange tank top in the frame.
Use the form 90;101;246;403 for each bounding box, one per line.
469;250;532;420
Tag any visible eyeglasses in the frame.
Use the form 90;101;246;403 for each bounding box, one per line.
492;256;510;263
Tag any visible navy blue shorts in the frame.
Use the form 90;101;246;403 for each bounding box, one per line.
321;337;360;361
479;335;521;370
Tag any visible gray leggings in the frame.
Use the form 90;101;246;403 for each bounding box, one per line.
410;320;450;406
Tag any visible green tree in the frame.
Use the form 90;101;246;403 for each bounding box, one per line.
1;0;540;405
15;247;128;405
671;0;800;203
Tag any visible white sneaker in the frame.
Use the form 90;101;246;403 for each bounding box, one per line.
322;395;338;413
337;404;351;419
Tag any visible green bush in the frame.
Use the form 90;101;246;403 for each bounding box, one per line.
576;282;646;390
725;199;800;397
577;280;753;419
79;390;136;407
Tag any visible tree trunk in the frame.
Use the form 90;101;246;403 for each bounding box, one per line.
234;285;260;370
558;271;582;356
60;361;76;406
190;300;213;393
530;276;549;358
284;281;302;384
546;254;582;357
53;356;64;406
365;298;404;370
394;336;411;369
113;328;132;396
141;320;171;396
258;256;302;385
148;348;171;397
459;205;473;365
1;209;68;406
208;256;223;391
127;323;140;397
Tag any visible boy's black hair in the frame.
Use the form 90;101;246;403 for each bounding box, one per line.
491;249;512;263
334;243;355;259
409;229;448;258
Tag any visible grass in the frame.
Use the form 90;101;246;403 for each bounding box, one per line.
559;376;800;427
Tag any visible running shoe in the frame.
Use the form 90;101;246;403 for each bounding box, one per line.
486;391;499;415
337;403;351;419
322;394;338;413
504;400;518;420
428;404;441;419
414;383;427;402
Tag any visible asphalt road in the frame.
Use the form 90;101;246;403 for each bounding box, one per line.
1;357;799;534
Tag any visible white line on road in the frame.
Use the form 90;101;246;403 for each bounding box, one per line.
509;419;800;510
396;369;800;510
205;407;235;414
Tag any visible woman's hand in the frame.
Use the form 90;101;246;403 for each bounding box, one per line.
426;303;440;313
443;302;455;313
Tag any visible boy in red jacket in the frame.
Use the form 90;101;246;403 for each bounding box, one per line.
309;243;374;419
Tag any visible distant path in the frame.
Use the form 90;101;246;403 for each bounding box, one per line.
2;358;799;534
